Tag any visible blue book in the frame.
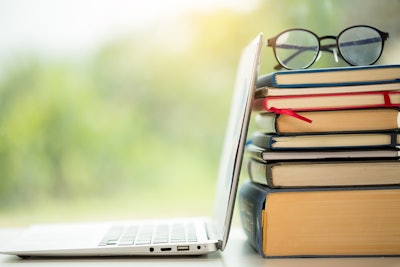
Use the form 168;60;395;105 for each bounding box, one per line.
238;180;400;257
250;131;400;150
257;64;400;88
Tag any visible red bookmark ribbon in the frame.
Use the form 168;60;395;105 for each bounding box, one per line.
268;107;313;124
383;92;392;107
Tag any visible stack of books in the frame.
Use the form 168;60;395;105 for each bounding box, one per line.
238;64;400;258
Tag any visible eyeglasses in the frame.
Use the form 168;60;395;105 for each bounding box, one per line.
267;25;389;70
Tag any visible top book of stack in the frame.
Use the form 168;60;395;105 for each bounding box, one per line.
256;64;400;89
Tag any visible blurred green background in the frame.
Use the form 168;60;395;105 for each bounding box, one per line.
0;0;399;226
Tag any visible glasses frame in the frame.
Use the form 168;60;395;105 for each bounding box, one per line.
267;25;389;70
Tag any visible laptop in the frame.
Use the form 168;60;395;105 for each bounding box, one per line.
0;33;263;258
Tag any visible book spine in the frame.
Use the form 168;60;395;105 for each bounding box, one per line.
247;158;274;187
238;180;268;257
254;113;277;133
250;133;275;149
256;73;275;88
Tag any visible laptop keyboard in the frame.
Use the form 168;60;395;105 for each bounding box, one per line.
98;222;198;246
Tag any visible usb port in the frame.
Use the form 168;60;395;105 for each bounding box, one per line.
177;246;190;251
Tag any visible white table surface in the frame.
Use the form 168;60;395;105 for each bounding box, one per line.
1;227;400;267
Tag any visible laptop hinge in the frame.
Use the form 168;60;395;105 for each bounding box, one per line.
206;221;221;242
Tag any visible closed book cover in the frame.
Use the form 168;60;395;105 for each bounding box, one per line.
245;143;400;161
254;108;400;134
253;91;400;112
250;131;400;150
255;82;400;98
246;157;400;188
256;64;400;88
239;180;400;257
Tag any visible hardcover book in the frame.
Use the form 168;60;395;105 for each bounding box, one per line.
245;143;400;161
246;157;400;188
253;91;400;112
249;131;400;150
254;108;400;134
255;82;400;97
239;180;400;257
256;64;400;88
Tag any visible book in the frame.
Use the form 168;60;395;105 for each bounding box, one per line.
255;82;400;97
253;91;400;112
246;143;400;161
250;131;400;150
254;108;400;134
239;180;400;257
256;64;400;88
246;157;400;188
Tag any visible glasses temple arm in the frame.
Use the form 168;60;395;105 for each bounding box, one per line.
272;44;318;70
337;36;383;48
320;36;383;57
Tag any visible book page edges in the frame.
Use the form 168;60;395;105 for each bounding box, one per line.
271;161;400;187
261;209;267;256
264;189;400;256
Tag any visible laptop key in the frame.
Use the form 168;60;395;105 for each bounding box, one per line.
152;238;169;244
101;222;200;246
118;240;135;246
170;238;186;243
135;239;152;245
188;235;198;242
187;224;197;242
134;225;155;245
152;224;170;244
99;226;124;246
117;225;138;246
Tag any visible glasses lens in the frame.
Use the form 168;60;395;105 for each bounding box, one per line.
338;26;383;65
274;30;319;69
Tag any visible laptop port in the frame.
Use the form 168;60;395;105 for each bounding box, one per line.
160;248;172;252
177;246;190;251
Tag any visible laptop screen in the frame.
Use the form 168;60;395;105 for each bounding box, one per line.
212;33;263;250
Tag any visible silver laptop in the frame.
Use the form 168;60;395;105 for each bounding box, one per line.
0;33;263;258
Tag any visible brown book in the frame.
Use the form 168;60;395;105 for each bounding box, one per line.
255;108;400;134
246;158;400;188
239;180;400;257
